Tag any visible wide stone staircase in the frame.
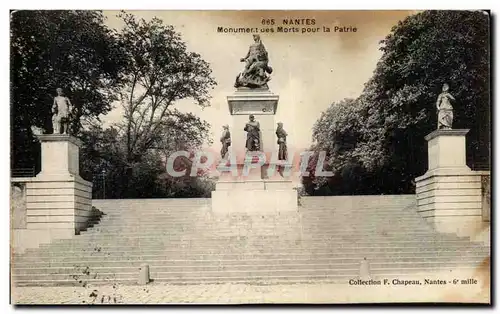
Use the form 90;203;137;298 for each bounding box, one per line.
11;195;490;286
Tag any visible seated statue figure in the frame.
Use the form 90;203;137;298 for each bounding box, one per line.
235;34;273;89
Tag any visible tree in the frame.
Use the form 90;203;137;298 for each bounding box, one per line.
306;10;490;195
80;122;216;199
117;12;216;166
356;10;490;172
79;13;217;198
10;10;127;169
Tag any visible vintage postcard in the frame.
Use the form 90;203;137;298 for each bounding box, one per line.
10;10;491;304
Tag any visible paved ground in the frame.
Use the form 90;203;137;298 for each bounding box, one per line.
11;280;489;304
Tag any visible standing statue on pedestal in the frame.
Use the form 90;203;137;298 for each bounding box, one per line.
234;34;273;89
436;83;455;130
52;88;72;134
276;122;288;177
220;124;231;159
244;115;261;152
276;122;288;161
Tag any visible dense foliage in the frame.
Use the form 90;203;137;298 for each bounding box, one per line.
304;10;490;195
11;11;217;198
11;10;127;169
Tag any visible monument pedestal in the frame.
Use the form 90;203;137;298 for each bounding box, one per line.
14;134;93;252
415;129;484;237
226;88;279;161
211;88;298;215
212;176;298;215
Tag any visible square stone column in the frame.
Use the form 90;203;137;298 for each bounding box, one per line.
211;88;298;215
15;134;94;251
415;129;484;238
37;134;81;179
425;129;469;173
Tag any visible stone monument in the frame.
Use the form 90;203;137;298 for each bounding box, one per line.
415;86;484;238
212;35;297;214
234;34;273;89
13;88;93;251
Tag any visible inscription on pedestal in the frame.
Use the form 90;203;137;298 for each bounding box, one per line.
231;101;276;115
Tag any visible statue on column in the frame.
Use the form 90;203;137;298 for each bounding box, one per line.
220;124;231;159
276;122;288;161
436;83;455;130
244;115;261;152
52;88;72;134
234;34;273;89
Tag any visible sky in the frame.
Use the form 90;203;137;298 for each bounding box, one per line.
102;10;415;151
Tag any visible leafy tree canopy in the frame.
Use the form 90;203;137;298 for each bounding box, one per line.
305;10;490;195
11;10;128;168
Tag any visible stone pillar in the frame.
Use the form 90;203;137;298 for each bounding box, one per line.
415;129;484;237
22;134;93;246
211;88;298;215
37;134;81;178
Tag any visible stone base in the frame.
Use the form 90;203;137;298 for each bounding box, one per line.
36;134;82;177
10;134;95;253
416;168;483;238
11;228;75;254
211;179;297;215
425;215;488;241
25;175;93;233
11;174;93;253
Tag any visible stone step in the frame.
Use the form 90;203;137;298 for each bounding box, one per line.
96;213;424;219
92;212;423;218
301;205;416;209
88;224;428;230
79;227;437;234
19;248;490;264
11;255;485;269
52;233;468;241
300;196;415;201
17;246;489;259
12;259;484;276
93;217;425;224
35;239;478;250
300;208;418;212
80;229;436;236
95;199;413;205
99;209;417;213
76;232;452;239
61;237;463;245
92;200;211;204
43;239;473;249
93;201;413;207
11;264;479;282
78;226;435;233
84;223;432;230
14;249;489;262
14;267;484;287
94;220;423;227
11;275;355;287
92;206;416;212
85;226;433;232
